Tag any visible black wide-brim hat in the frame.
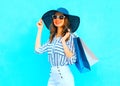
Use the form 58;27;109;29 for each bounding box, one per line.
42;7;80;33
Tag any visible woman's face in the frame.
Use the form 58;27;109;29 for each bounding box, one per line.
52;12;65;28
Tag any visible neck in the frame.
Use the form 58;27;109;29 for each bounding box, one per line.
56;27;63;37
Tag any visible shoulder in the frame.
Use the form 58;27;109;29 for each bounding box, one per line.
70;33;76;38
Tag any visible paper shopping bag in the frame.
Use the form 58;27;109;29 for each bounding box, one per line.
80;39;98;66
73;37;91;73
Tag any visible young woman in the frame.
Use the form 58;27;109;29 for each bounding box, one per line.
35;7;80;86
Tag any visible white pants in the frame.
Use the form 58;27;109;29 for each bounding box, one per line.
47;66;74;86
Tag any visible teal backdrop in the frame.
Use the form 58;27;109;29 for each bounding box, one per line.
0;0;120;86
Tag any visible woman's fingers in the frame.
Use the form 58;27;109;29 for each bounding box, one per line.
37;19;43;29
68;29;70;32
61;32;70;42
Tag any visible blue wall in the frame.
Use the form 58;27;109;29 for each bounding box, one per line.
0;0;120;86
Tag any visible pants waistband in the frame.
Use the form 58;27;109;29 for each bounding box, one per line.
50;65;70;73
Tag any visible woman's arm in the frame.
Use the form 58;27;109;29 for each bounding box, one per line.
61;32;73;58
35;19;43;51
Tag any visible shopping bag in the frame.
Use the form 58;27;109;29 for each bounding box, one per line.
81;39;98;66
73;37;91;73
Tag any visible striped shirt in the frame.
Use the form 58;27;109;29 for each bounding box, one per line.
35;34;76;66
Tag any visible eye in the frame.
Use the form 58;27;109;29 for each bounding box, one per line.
59;15;65;19
52;15;57;19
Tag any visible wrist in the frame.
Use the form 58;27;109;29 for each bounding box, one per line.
38;28;42;31
61;39;66;44
38;27;43;30
37;30;42;35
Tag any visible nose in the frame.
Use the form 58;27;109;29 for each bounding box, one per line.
54;18;61;21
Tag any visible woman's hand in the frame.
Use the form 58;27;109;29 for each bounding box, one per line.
61;29;70;42
37;19;43;29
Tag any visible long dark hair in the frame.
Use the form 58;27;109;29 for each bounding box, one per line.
49;15;70;43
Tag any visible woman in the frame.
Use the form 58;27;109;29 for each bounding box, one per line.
35;7;80;86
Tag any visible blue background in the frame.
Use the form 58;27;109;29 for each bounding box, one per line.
0;0;120;86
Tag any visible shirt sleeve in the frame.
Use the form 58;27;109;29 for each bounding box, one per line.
67;34;77;64
35;41;49;54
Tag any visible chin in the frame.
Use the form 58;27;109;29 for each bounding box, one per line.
55;24;64;27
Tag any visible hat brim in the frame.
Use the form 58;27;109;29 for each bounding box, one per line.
42;10;80;33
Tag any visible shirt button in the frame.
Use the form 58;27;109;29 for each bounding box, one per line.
61;76;63;78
